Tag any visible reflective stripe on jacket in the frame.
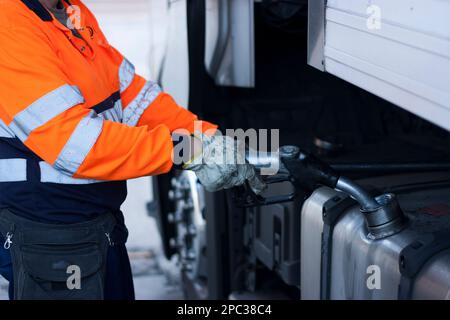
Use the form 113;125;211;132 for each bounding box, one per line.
0;0;216;222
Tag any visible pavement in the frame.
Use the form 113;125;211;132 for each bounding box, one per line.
123;178;183;300
129;249;183;300
0;276;8;300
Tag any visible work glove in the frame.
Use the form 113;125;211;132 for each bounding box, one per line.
183;133;266;195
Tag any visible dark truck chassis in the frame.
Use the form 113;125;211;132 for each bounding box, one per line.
149;0;450;300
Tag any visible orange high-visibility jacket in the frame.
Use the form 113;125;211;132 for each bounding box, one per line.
0;0;216;221
0;0;216;180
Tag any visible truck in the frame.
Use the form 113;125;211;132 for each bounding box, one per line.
149;0;450;300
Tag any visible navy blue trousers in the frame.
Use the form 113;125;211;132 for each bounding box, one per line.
0;242;135;300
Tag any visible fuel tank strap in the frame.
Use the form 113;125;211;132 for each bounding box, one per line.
319;194;356;300
398;229;450;300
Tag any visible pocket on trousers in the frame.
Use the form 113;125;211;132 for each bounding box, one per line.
17;242;105;300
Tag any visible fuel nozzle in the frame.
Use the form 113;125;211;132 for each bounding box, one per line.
279;145;406;239
279;145;340;192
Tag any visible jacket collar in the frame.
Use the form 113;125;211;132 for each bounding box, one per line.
20;0;73;22
20;0;53;21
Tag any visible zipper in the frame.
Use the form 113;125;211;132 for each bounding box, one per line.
105;233;114;247
3;232;13;250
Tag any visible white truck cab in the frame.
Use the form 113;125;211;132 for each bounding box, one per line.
308;0;450;132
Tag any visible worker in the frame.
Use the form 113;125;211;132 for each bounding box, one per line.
0;0;265;300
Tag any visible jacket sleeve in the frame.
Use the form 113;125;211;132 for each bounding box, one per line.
121;67;217;133
76;0;217;134
0;21;174;181
117;55;217;134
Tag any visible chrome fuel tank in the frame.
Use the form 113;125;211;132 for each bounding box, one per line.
301;176;450;300
329;205;415;299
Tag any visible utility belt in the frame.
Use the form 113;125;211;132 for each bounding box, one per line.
0;209;121;300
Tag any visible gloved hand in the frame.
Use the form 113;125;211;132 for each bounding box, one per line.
183;133;266;194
